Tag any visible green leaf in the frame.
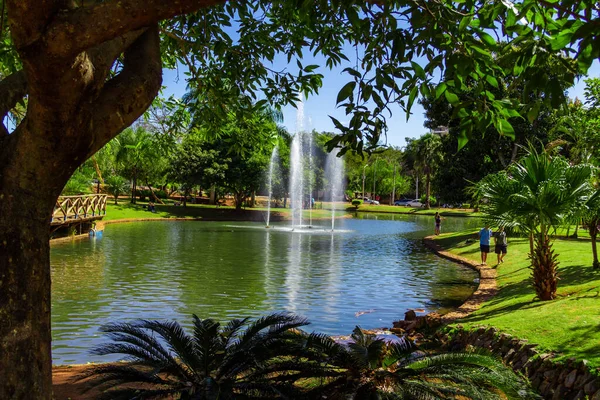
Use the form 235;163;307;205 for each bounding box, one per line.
407;86;419;117
550;30;574;51
444;90;459;104
527;102;541;123
458;17;471;33
411;61;426;79
485;75;499;88
497;118;515;139
457;129;469;151
435;83;447;100
343;67;362;79
336;81;356;104
478;31;496;47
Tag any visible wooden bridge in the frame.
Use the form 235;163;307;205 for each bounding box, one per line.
51;194;107;226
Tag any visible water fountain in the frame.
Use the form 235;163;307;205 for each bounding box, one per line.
290;95;306;230
265;146;279;228
326;148;345;231
289;131;304;229
261;95;348;234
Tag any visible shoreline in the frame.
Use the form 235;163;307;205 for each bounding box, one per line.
422;235;497;324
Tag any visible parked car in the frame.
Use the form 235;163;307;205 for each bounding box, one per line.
394;199;411;206
406;199;423;207
365;198;380;205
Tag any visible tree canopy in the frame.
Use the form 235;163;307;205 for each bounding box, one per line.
1;1;600;398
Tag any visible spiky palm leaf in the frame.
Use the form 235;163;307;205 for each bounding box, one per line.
80;313;315;399
303;327;538;400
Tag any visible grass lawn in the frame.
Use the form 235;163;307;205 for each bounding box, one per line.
350;203;482;217
103;200;343;221
433;230;600;367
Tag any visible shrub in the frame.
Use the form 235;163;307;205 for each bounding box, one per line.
420;194;437;205
155;189;168;199
352;199;362;209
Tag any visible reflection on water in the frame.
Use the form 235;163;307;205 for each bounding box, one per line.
50;214;480;364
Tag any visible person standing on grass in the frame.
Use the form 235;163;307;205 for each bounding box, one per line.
478;224;493;265
494;226;508;265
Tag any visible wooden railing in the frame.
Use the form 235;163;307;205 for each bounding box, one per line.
51;194;107;225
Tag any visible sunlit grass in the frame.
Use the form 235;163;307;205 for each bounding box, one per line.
103;200;345;221
433;230;600;367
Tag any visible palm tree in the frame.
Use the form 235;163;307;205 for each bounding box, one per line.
302;327;538;400
80;313;315;399
105;175;129;205
478;147;592;300
414;133;442;209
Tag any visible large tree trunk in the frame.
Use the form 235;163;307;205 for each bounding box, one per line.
235;191;245;210
0;177;55;399
0;18;164;398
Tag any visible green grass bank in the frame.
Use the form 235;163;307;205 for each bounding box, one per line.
432;230;600;367
102;199;480;222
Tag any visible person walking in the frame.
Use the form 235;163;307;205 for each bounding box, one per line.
434;212;442;235
478;224;493;265
494;226;508;265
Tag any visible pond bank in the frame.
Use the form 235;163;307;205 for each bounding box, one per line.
426;230;600;399
422;236;497;323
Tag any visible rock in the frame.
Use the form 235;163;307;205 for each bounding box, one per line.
552;385;568;400
390;327;405;335
414;317;427;329
592;389;600;400
573;389;586;400
565;370;578;388
393;320;409;329
425;312;441;328
585;380;599;395
404;310;417;321
539;381;551;396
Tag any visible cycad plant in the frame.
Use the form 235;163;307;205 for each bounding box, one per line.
80;313;315;399
476;146;592;300
301;327;538;400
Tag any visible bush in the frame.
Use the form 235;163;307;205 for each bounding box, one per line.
155;189;168;199
352;199;362;209
420;194;437;205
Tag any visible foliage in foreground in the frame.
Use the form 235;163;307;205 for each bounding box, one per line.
81;314;538;400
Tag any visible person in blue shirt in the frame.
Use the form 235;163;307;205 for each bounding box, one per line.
478;224;493;265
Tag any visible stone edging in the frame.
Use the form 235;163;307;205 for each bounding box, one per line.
422;236;497;324
440;327;600;400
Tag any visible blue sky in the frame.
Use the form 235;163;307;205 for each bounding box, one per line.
162;58;600;148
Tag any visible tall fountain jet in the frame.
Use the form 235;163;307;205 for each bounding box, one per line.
265;146;279;228
326;148;345;231
290;95;306;230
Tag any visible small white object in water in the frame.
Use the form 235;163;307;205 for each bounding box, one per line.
355;309;376;317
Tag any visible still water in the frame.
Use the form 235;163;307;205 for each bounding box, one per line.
50;213;480;364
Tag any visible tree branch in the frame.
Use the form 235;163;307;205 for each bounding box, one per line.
88;24;162;158
0;70;27;139
6;0;61;50
45;0;227;58
87;29;146;91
